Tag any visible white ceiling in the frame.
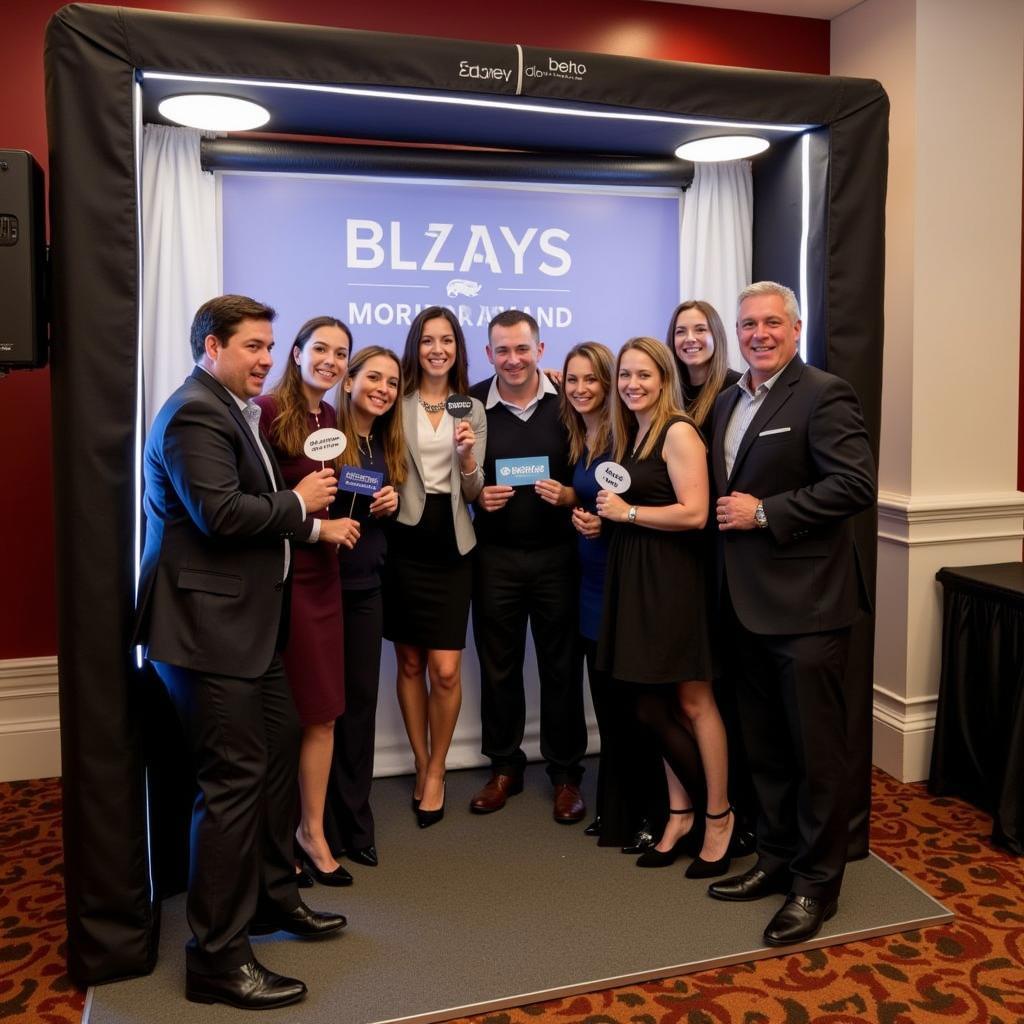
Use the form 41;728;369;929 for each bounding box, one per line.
647;0;862;19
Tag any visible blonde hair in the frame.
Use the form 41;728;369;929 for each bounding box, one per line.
559;342;614;468
611;337;692;463
337;346;408;486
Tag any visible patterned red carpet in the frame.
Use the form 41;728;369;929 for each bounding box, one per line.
1;771;1021;1024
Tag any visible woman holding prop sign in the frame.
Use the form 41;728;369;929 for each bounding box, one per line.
323;347;405;868
256;316;362;887
385;306;486;828
596;337;736;878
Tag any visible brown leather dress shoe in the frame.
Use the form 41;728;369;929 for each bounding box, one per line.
553;783;586;824
469;773;523;813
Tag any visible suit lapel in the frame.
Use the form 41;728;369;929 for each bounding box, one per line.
712;387;740;495
403;393;427;485
727;356;803;487
192;367;277;489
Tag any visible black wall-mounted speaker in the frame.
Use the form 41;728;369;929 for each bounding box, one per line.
0;150;47;369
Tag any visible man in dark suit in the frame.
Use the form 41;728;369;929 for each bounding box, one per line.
135;295;349;1009
707;281;876;946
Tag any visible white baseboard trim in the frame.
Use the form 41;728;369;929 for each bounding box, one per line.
872;682;937;783
0;656;61;782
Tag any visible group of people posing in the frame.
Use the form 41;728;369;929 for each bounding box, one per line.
136;280;876;1010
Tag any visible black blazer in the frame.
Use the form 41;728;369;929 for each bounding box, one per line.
711;356;876;636
133;368;314;678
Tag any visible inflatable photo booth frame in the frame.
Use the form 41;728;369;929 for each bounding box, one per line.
43;2;887;984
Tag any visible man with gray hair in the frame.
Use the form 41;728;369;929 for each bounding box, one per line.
707;281;876;946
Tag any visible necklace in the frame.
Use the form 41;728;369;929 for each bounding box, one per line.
356;434;373;457
311;407;321;430
418;392;447;414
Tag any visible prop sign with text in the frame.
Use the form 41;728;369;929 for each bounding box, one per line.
595;461;631;493
496;456;550;487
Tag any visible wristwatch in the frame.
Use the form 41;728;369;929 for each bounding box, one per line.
754;501;768;529
627;506;638;524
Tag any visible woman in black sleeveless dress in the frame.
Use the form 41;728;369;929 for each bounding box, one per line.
596;336;735;878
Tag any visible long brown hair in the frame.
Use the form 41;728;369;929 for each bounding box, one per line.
611;337;690;463
665;300;730;429
401;306;470;396
559;342;614;468
268;316;352;459
338;346;407;486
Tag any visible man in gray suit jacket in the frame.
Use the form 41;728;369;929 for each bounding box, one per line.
707;282;876;946
135;295;349;1009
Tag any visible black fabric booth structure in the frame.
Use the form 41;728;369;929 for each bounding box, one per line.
44;2;888;985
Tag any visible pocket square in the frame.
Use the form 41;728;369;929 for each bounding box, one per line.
759;426;791;437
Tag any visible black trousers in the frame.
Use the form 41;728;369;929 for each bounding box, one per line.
153;657;301;974
473;542;586;784
325;585;383;852
723;600;851;900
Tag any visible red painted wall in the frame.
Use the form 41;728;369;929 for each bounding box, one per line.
2;0;833;658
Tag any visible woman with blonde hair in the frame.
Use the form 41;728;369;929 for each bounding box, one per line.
324;346;405;869
596;337;736;877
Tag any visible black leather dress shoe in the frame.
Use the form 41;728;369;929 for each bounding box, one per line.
250;901;348;938
583;816;602;837
621;818;656;854
708;866;791;902
347;845;378;867
186;959;306;1009
764;893;838;946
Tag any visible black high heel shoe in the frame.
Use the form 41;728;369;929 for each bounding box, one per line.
416;782;446;829
298;845;354;887
583;816;602;838
621;817;656;854
685;806;735;879
636;808;695;867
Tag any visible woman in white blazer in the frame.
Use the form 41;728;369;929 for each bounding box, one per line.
383;305;486;827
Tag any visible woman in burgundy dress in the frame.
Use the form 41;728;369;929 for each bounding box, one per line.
255;316;362;886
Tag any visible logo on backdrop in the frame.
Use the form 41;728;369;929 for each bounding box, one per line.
496;456;550;487
524;56;588;83
344;215;574;333
457;60;516;84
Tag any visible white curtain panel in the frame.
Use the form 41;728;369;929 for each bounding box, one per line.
140;125;221;428
678;160;753;370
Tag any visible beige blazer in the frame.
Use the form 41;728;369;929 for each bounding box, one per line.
396;393;486;555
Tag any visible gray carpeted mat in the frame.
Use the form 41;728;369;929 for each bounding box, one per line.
86;764;951;1024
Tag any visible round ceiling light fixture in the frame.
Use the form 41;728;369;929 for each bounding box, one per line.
158;94;271;132
674;135;770;162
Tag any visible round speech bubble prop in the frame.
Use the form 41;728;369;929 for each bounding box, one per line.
445;394;473;419
595;461;631;494
303;427;347;462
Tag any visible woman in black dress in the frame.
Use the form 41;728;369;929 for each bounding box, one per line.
324;346;405;868
596;336;735;877
667;300;755;852
385;307;485;827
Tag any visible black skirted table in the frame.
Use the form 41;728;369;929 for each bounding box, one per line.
930;562;1024;855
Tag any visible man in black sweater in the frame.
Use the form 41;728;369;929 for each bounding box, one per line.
468;310;587;823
